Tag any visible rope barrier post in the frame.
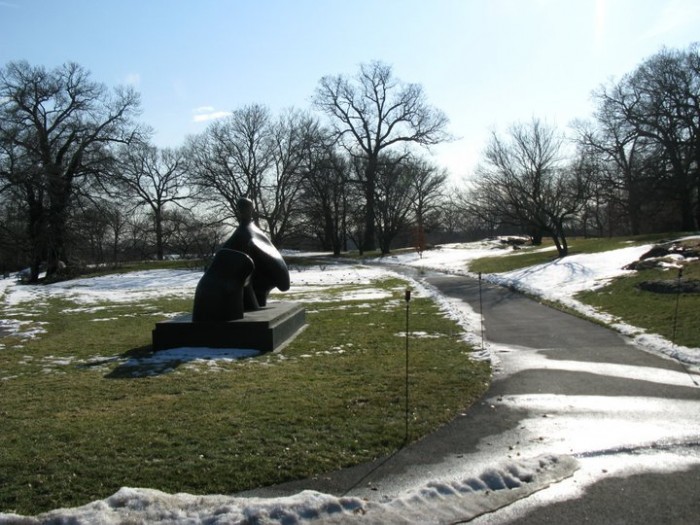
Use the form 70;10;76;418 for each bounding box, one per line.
478;272;485;352
671;267;683;345
404;288;411;443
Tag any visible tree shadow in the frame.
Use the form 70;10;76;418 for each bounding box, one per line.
104;344;261;379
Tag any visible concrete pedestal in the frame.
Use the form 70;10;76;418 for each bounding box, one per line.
152;301;305;352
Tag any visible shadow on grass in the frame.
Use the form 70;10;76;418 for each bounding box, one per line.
105;344;261;379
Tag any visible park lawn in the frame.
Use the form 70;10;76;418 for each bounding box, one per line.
0;277;490;515
576;263;700;349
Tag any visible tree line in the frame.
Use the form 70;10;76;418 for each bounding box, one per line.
461;43;700;256
1;44;698;281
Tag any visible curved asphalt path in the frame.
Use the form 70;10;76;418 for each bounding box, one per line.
241;271;700;523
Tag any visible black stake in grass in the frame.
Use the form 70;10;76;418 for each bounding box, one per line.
479;272;485;352
671;267;683;345
405;287;411;443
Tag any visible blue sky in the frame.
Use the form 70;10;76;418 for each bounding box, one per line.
2;0;699;181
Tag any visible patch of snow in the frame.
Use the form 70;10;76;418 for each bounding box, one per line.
395;331;444;339
150;347;261;362
379;240;507;274
489;244;653;300
0;455;577;525
4;269;202;306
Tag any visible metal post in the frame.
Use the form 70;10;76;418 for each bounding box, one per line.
671;267;683;345
404;288;411;443
478;272;485;352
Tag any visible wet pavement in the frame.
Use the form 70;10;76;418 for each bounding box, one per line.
242;271;700;523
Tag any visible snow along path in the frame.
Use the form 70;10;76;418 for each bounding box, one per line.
419;272;700;524
379;239;700;367
0;456;577;525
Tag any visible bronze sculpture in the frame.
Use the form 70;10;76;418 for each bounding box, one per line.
192;198;290;322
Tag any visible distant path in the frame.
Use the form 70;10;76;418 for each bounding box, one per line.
241;270;700;523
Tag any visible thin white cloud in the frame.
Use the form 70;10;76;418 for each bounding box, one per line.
645;0;700;38
124;73;141;87
192;107;231;123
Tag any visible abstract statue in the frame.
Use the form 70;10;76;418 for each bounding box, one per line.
192;198;290;322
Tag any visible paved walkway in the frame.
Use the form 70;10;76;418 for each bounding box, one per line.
242;271;700;523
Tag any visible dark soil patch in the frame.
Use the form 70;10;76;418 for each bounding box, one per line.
637;278;700;294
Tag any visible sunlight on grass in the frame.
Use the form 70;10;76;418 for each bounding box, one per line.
577;266;700;348
0;277;489;514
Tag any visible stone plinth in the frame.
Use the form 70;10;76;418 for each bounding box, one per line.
152;302;305;353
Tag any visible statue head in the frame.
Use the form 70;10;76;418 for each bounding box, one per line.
237;197;254;223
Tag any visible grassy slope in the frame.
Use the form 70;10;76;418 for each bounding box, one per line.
576;265;699;348
0;277;489;514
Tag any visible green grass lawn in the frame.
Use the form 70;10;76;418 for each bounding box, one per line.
576;265;700;348
0;276;489;514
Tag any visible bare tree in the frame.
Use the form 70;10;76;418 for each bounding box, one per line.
408;156;448;239
298;134;351;255
165;209;224;261
0;61;141;280
68;197;112;267
345;160;368;253
574;115;656;235
111;142;190;259
101;199;128;266
573;115;663;235
187;105;326;246
374;153;417;254
259;109;322;244
469;119;587;257
444;189;499;240
122;209;153;260
0;186;29;274
185;121;239;217
185;104;273;221
313;61;450;251
595;44;700;230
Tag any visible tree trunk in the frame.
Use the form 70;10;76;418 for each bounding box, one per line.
695;173;700;230
379;232;391;255
46;168;73;277
26;197;46;283
112;232;120;267
551;223;569;257
529;225;544;245
155;208;164;260
362;159;377;252
627;182;642;235
331;194;344;256
46;199;68;277
679;193;696;230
